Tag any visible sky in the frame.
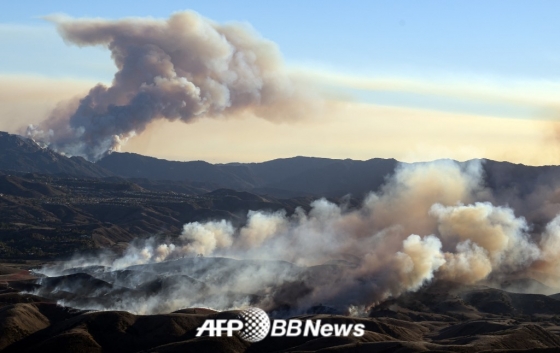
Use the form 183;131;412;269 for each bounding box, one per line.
1;1;560;164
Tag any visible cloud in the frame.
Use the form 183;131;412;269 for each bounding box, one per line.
301;69;560;110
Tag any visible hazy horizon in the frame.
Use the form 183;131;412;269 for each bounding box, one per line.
2;1;560;165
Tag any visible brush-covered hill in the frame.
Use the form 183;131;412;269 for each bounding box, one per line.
3;262;560;352
97;152;560;204
0;132;112;178
96;152;400;198
0;172;314;259
4;129;560;260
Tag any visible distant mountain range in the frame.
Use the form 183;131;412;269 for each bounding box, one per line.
96;152;400;198
2;130;560;200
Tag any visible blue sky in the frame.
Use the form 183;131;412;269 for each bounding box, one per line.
1;1;560;164
3;0;560;80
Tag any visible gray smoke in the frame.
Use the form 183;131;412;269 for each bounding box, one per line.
36;159;560;315
26;11;315;160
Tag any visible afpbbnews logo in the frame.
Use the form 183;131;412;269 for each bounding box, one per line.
196;307;365;342
269;319;365;337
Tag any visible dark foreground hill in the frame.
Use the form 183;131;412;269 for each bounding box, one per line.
2;260;560;352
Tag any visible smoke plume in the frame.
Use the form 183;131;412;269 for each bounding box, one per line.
26;11;315;160
35;160;560;315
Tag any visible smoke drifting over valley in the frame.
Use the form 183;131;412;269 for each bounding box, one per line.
34;160;560;316
12;10;560;321
26;11;314;161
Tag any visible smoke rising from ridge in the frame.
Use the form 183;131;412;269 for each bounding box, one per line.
36;160;560;315
26;11;316;161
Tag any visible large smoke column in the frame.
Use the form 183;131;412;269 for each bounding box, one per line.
38;160;560;315
27;11;315;161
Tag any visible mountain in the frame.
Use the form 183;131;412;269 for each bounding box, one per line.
3;267;560;352
5;130;560;203
255;157;398;197
0;132;113;178
97;152;401;198
95;152;255;188
0;172;315;259
98;152;560;200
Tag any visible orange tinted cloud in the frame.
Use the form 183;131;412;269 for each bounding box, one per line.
0;74;557;165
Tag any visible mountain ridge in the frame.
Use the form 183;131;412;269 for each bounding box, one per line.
4;131;560;201
0;131;113;178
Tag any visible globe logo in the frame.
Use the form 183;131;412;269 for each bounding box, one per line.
237;307;270;342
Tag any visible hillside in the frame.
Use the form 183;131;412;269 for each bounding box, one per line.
0;132;112;178
96;152;400;198
4;130;560;258
4;131;560;204
2;262;560;352
0;172;314;259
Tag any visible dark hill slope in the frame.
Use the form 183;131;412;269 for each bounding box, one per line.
482;159;560;196
5;130;560;201
4;269;560;352
262;157;399;197
0;174;65;198
96;152;255;188
0;132;113;178
0;173;313;259
98;153;401;198
99;152;560;200
220;156;341;184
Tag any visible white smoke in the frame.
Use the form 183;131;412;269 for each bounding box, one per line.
35;160;560;314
